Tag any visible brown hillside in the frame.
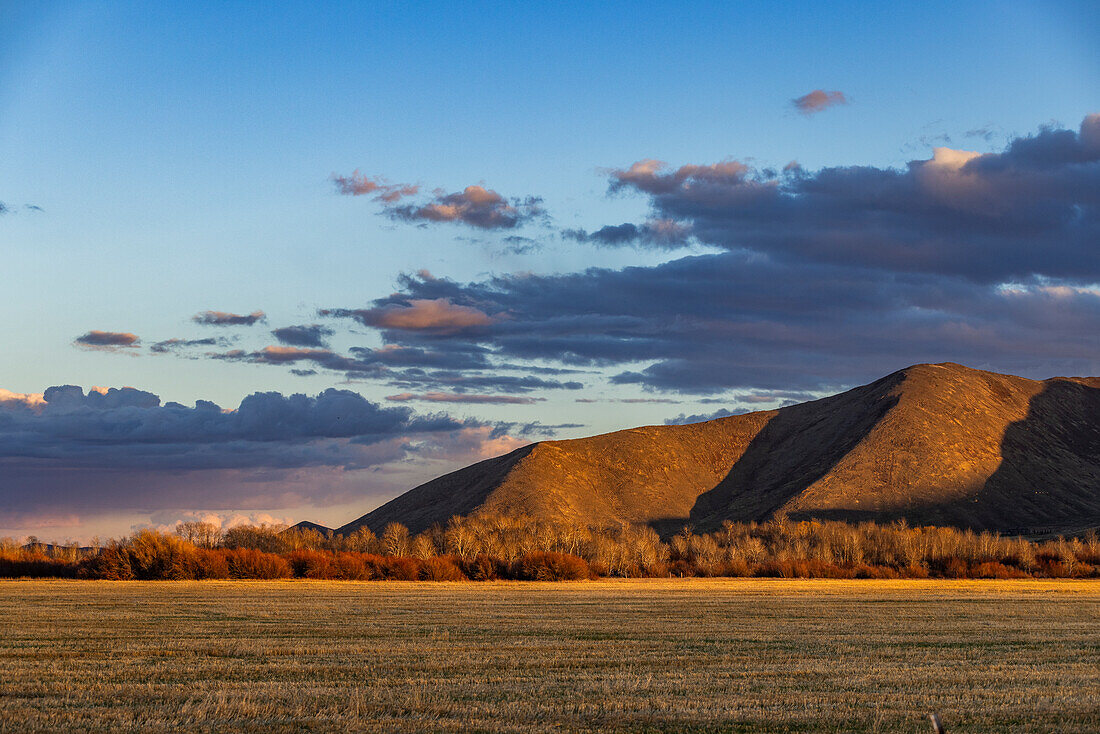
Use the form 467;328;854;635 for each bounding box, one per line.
337;364;1100;536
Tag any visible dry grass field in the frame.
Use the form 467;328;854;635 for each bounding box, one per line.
1;579;1097;733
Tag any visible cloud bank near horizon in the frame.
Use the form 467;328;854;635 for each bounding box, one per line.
0;384;530;534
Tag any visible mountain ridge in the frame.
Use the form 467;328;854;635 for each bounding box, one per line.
329;363;1100;536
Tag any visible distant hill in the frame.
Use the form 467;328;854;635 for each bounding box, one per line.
329;363;1100;536
288;521;333;535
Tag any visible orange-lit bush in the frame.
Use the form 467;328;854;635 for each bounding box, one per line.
419;556;465;581
286;549;333;579
514;552;592;581
224;548;292;579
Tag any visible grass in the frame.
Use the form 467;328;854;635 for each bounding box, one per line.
0;579;1097;733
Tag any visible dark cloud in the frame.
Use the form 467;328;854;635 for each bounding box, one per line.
334;242;1100;393
603;115;1100;283
210;344;584;393
385;392;543;405
562;219;692;248
272;324;334;348
792;89;848;114
389;185;543;229
192;310;266;326
150;337;226;354
74;331;140;351
0;384;523;525
490;421;585;438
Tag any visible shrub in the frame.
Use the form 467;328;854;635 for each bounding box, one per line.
126;530;199;580
286;549;334;579
224;548;292;579
331;553;371;580
0;551;78;578
381;556;421;580
460;554;502;581
513;552;591;581
972;561;1025;579
78;545;134;580
193;549;231;579
419;556;466;581
942;557;969;579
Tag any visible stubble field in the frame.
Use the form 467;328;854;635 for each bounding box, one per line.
1;579;1097;733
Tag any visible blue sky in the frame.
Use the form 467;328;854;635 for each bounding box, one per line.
1;1;1098;539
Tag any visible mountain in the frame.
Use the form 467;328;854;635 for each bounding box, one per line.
333;363;1100;536
288;521;333;535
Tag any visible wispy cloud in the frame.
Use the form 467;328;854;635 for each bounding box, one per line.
74;331;140;351
389;185;543;229
792;89;848;114
330;170;419;202
150;337;226;354
192;310;266;326
386;392;543;405
334;169;544;230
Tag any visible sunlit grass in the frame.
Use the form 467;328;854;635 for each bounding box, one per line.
1;579;1097;732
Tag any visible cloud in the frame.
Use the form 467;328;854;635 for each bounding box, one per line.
324;298;497;334
192;310;266;326
333;237;1100;393
389;185;543;229
0;389;45;410
792;89;848;114
74;331;140;351
150;337;226;354
490;421;585;438
664;407;750;425
331;170;419;202
116;117;1100;399
602;115;1100;282
0;383;521;530
562;219;693;248
385;392;543;405
0;202;44;215
272;324;334;348
210;343;583;393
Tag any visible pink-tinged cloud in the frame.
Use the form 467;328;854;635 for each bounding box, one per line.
74;330;140;350
609;159;751;195
192;310;266;326
792;89;848;114
415;425;529;462
390;185;543;229
385;392;542;405
0;388;46;410
254;346;334;362
331;170;419;202
359;298;497;333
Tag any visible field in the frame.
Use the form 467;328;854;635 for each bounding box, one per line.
1;580;1097;733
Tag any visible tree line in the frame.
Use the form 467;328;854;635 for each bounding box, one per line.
2;515;1098;581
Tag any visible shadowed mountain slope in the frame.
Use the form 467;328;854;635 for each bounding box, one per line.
337;364;1100;536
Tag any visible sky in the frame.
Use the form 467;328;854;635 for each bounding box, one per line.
1;1;1098;541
